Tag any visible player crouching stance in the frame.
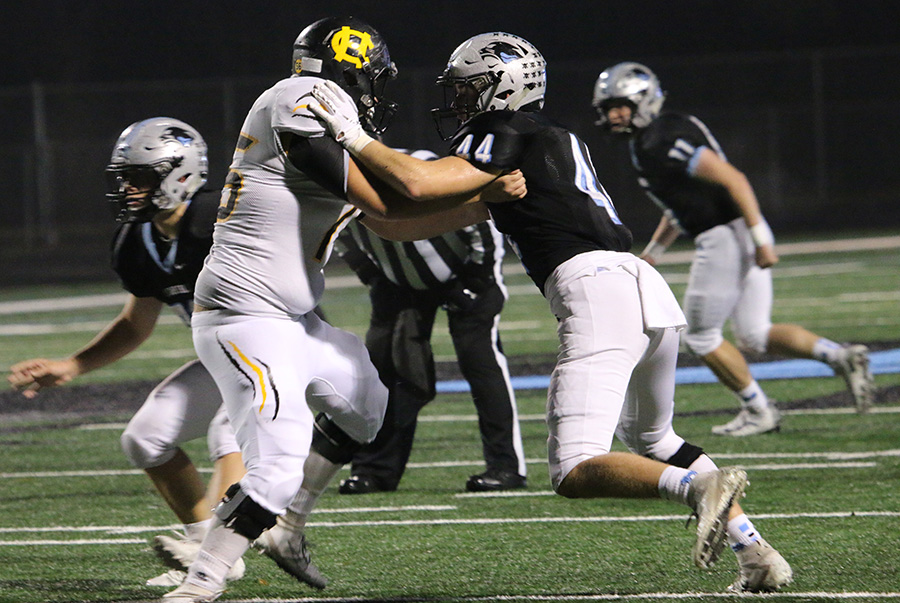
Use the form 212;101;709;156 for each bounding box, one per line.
310;31;792;593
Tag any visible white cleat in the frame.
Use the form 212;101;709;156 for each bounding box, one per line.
832;344;875;414
146;569;187;587
254;524;327;589
728;538;793;593
160;580;222;602
153;533;245;581
688;468;748;570
711;405;780;437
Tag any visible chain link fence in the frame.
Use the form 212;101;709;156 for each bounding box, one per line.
2;45;898;286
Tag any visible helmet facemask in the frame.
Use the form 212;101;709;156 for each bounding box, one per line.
431;32;546;140
105;118;208;223
292;17;399;135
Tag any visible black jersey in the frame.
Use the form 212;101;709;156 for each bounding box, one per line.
629;112;741;238
449;110;632;292
110;190;218;325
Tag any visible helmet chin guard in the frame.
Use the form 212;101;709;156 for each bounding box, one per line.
105;117;208;223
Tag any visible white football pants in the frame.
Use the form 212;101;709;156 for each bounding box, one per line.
120;359;240;469
543;251;688;489
683;217;774;355
192;309;387;514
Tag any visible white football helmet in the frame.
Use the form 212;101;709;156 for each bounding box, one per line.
592;62;666;131
106;117;208;222
432;32;546;138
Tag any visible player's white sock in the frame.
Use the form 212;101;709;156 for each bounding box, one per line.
735;380;769;411
185;517;249;589
658;466;697;506
812;337;843;365
281;450;343;531
727;513;762;551
688;454;718;474
183;518;212;542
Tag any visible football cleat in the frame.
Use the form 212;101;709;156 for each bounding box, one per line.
153;533;245;581
465;469;527;492
729;538;793;593
146;569;187;587
688;468;748;569
254;524;327;589
711;405;781;437
832;345;875;414
160;580;222;602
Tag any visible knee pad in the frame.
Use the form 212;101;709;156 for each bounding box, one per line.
214;483;277;541
662;441;706;469
628;428;686;463
734;325;770;354
311;412;362;465
682;327;723;357
120;425;177;469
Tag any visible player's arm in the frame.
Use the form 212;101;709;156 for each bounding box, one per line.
355;165;525;241
309;80;518;201
691;147;778;268
355;142;502;200
7;295;162;398
283;131;524;227
639;212;682;266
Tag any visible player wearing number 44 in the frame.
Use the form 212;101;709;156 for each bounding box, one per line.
310;31;792;593
592;62;876;436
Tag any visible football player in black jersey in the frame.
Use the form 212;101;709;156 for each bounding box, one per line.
6;118;250;587
311;32;791;593
592;62;875;435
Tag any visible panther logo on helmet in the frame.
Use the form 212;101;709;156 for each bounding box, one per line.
479;41;527;65
160;127;196;147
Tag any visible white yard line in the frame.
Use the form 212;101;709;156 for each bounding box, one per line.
3;510;896;542
0;236;897;318
3;452;893;479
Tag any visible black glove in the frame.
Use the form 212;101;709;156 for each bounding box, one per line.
441;278;479;313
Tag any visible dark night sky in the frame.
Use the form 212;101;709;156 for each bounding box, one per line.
4;0;898;87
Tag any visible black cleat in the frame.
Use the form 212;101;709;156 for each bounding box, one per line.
465;469;527;492
338;474;394;495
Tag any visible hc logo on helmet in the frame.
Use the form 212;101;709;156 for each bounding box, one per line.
330;26;373;69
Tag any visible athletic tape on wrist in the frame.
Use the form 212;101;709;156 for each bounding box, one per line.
749;220;774;247
346;133;374;155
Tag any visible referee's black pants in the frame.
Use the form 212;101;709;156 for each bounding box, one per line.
349;278;521;490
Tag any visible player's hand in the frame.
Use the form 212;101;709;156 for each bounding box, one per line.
309;81;373;154
755;244;778;268
7;358;78;399
483;170;527;203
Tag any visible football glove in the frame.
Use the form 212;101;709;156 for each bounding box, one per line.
309;81;374;155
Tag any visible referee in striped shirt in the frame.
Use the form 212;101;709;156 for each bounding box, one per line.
335;153;526;493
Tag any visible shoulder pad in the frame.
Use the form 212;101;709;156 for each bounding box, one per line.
272;77;327;137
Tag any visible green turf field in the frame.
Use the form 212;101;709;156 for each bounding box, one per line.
1;235;899;602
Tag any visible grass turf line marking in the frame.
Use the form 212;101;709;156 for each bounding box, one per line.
4;511;898;543
72;406;900;432
2;454;893;479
